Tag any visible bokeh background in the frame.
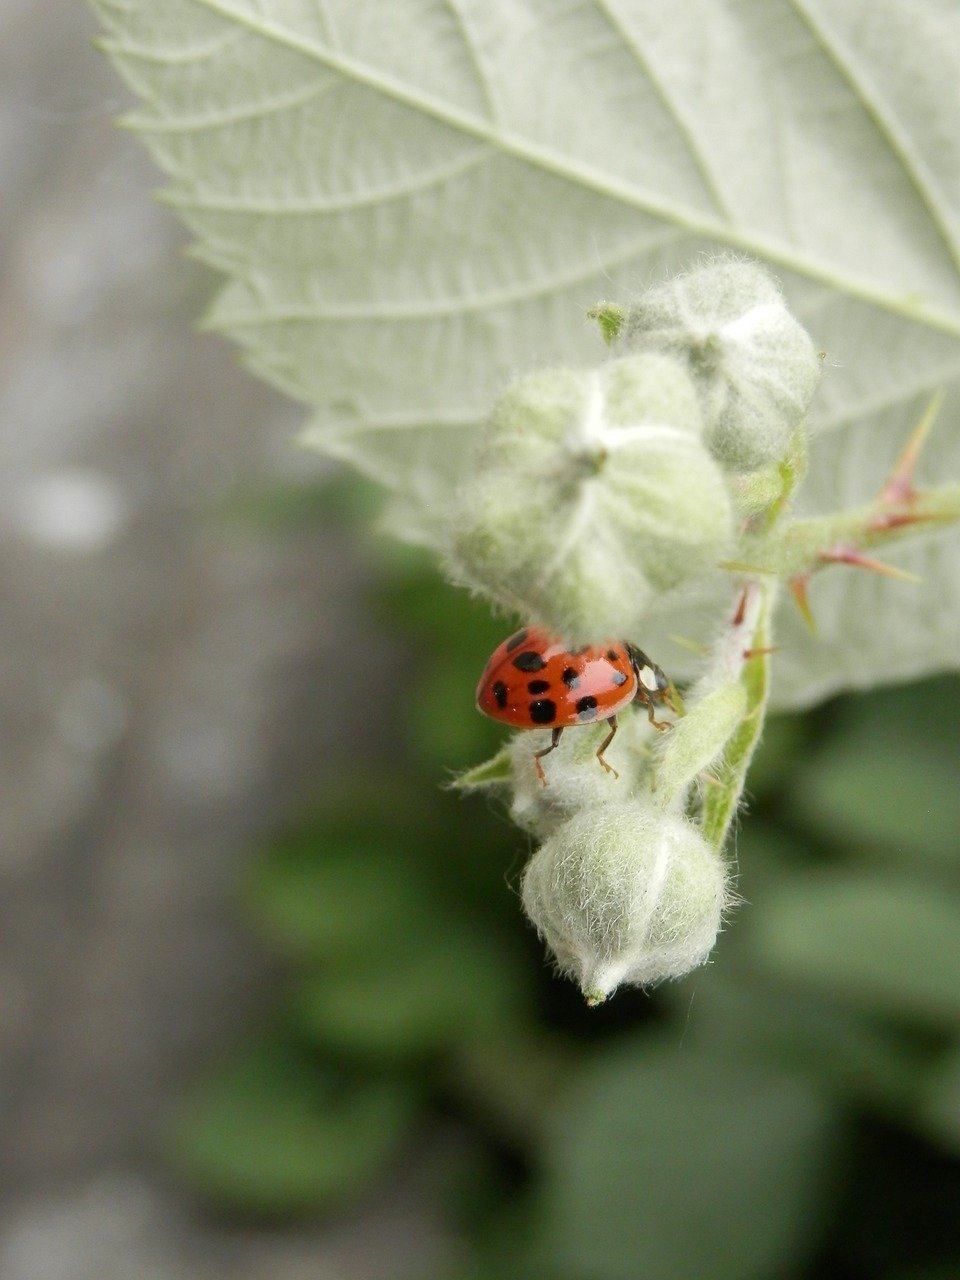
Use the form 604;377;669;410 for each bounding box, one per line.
3;4;959;1279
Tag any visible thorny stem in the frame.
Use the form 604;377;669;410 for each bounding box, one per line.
698;579;776;851
696;426;960;852
690;434;799;851
782;481;960;565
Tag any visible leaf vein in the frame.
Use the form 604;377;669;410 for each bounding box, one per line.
785;0;960;284
99;27;243;65
591;0;734;220
182;0;960;339
441;0;499;121
123;75;337;133
815;356;960;432
162;146;491;214
203;227;685;326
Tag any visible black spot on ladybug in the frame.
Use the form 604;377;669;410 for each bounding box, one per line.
492;680;508;709
528;679;550;694
505;629;529;652
611;670;628;687
529;699;557;724
561;667;581;688
576;695;598;721
514;650;546;673
606;649;619;662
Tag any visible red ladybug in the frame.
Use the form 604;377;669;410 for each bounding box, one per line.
477;627;682;785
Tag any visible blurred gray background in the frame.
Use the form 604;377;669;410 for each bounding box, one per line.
0;2;446;1275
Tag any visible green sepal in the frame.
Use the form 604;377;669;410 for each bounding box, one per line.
587;302;626;344
451;744;513;790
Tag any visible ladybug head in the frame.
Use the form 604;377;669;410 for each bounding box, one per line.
625;644;685;715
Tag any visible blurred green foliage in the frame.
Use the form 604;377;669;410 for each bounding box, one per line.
169;474;960;1278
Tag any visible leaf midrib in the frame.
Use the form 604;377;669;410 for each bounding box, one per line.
184;0;960;340
591;0;734;220
784;0;960;283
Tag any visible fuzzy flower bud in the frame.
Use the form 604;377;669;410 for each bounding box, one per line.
622;259;821;471
447;354;733;641
508;708;652;841
521;799;729;1001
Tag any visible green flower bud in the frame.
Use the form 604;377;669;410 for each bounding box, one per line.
508;707;652;841
622;259;821;470
521;800;729;1001
447;354;733;641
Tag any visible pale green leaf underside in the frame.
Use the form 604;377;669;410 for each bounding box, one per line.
96;0;960;707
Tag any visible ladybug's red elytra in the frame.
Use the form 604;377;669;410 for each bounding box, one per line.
476;627;683;786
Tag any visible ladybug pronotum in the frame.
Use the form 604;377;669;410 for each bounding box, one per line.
477;627;682;786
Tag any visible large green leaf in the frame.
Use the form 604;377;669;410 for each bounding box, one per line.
291;926;529;1060
672;966;936;1124
787;720;960;867
753;870;960;1027
96;0;960;706
536;1035;838;1280
916;1044;960;1155
167;1045;416;1216
243;781;443;959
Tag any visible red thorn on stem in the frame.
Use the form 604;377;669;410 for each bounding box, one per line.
869;509;951;533
732;588;748;627
743;646;778;660
878;391;944;507
820;543;921;583
789;574;816;633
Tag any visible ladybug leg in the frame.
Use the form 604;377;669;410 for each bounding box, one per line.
596;716;620;780
637;689;671;732
533;727;563;788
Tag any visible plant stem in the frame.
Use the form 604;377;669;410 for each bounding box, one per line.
740;481;960;578
699;477;959;852
699;580;776;851
783;482;960;564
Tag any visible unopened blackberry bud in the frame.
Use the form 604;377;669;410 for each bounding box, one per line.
622;259;821;470
447;354;733;641
521;800;728;1001
508;707;651;841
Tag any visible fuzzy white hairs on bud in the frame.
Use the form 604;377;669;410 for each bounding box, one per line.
447;354;733;642
521;800;729;1002
653;580;763;806
622;258;821;471
508;707;653;841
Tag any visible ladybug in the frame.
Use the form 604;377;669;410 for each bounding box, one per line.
476;627;682;786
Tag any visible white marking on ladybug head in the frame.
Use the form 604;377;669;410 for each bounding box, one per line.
639;665;659;691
